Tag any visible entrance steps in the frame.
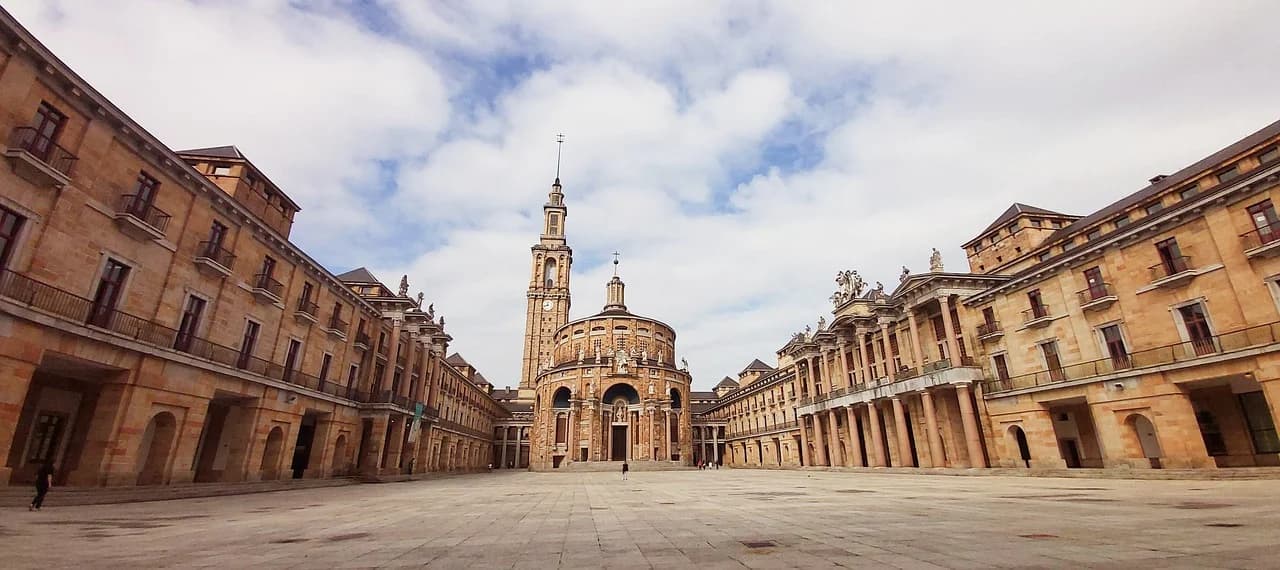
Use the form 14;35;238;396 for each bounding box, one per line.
789;465;1280;481
554;461;697;472
0;476;359;507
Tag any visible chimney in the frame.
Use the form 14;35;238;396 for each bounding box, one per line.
1148;174;1168;184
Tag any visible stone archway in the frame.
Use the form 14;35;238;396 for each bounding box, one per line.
332;434;348;476
136;412;178;485
1007;425;1032;468
1125;413;1163;468
260;426;286;480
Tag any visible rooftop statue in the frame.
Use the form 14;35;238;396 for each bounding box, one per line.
930;248;944;272
398;275;409;297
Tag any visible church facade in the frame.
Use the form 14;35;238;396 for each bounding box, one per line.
519;177;694;470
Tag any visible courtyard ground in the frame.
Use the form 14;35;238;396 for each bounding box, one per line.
1;469;1278;569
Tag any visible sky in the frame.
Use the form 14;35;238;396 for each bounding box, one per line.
9;1;1280;390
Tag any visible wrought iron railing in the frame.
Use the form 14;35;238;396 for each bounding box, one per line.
1241;222;1280;251
0;269;369;401
8;126;77;176
354;330;371;348
984;321;1280;394
727;420;798;440
1022;303;1051;323
977;321;1002;337
1077;283;1115;304
117;194;171;233
196;240;236;269
295;298;318;317
327;314;349;334
1149;255;1191;280
253;273;283;297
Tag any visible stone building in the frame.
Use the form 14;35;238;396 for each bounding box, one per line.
0;10;505;488
712;119;1280;473
515;176;695;470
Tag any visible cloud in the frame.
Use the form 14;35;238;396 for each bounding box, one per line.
10;0;1280;389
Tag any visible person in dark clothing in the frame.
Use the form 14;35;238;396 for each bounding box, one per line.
30;461;53;511
621;461;629;481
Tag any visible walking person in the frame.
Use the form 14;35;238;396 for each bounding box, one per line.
621;461;629;481
29;460;53;511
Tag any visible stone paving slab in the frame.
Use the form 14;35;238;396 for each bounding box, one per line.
2;470;1279;568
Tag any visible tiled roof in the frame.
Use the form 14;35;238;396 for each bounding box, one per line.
177;145;245;159
690;391;718;400
966;203;1072;246
714;376;739;389
740;359;774;373
336;267;380;283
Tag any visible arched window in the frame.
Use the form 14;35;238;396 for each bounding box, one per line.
543;258;557;288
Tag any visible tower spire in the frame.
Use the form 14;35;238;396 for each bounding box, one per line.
554;133;565;182
604;251;626;312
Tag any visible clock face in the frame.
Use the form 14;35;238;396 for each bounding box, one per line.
542;300;554;311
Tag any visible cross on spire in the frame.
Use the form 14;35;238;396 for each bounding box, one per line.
555;133;565;179
612;251;620;276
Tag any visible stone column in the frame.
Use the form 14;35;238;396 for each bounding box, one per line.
360;413;389;476
499;426;508;468
881;322;897;381
919;389;945;468
381;317;402;396
798;414;811;466
938;296;962;365
855;333;871;387
865;402;887;467
811;412;828;466
907;310;926;368
844;406;864;467
647;406;655;460
891;397;913;467
837;342;852;390
568;405;577;461
384;416;407;474
956;383;987;467
425;348;441;408
826;409;842;467
818;352;832;393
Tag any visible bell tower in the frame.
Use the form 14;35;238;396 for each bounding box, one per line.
520;137;572;391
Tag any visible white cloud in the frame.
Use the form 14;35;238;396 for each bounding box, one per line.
10;1;1280;389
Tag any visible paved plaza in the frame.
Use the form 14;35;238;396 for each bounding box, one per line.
3;470;1279;569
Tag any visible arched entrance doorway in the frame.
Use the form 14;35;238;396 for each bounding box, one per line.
1008;425;1032;468
136;412;177;485
332;434;348;476
602;383;639;461
1126;414;1163;468
260;426;285;480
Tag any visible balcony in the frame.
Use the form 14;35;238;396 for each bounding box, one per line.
193;240;235;278
983;320;1280;395
250;273;283;304
1021;303;1053;328
1076;283;1118;312
3;127;76;188
976;321;1004;342
1241;223;1280;259
797;357;981;414
353;331;371;352
294;298;319;325
0;268;362;401
1148;255;1195;289
376;342;390;360
325;315;349;340
113;194;170;242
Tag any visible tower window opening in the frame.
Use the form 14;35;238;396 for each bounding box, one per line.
543;258;557;288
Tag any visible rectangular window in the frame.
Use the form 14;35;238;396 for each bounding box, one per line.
1179;186;1199;201
992;353;1010;381
260;256;276;279
1144;201;1165;216
1155;237;1187;276
30;102;67;160
130;171;160;215
211;164;232;176
982;306;996;327
1246;199;1279;246
1112;214;1131;229
205;221;228;255
1100;324;1129;369
26;412;65;464
282;339;302;381
0;206;26;269
1217;165;1240;184
88;259;130;328
1239;392;1280;454
1005;222;1017;234
1030;218;1042;227
1027;289;1047;319
319;353;333;382
1061;240;1076;252
1037;252;1050;262
1178;303;1216;356
237;320;260;369
1261;145;1280;164
1083;266;1105;300
548;213;561;235
347;364;359;387
174;295;206;353
1086;228;1101;241
1041;341;1064;381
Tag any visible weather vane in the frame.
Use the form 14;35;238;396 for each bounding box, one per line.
555;133;565;179
612;251;620;276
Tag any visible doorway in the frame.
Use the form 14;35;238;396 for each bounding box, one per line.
610;425;627;461
290;414;318;479
1060;439;1082;468
1010;425;1032;468
1127;414;1163;468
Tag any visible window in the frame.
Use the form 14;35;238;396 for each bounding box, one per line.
1100;324;1129;369
128;171;161;217
548;213;561;235
1037;252;1050;262
1239;392;1280;454
88;259;130;328
1112;214;1131;229
26;412;65;464
1086;228;1102;241
1144;201;1164;216
1005;222;1017;234
1246;200;1279;245
992;354;1010;381
237;320;260;369
319;353;333;382
260;256;276;279
1179;186;1198;201
29;102;67;160
174;295;206;353
347;364;359;387
1083;266;1106;300
1030;218;1042;227
543;258;557;288
0;206;26;269
1217;165;1240;184
1061;240;1076;252
1261;145;1280;164
204;221;228;258
1027;289;1047;319
211;164;232;176
1177;303;1215;356
982;307;996;327
1155;237;1187;276
1040;341;1064;381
